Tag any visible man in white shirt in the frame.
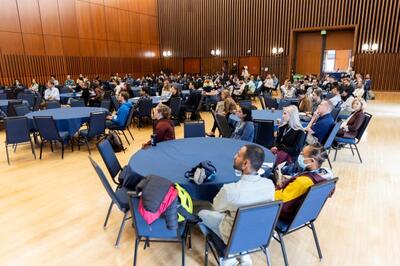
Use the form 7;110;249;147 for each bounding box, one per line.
44;80;60;101
198;144;275;266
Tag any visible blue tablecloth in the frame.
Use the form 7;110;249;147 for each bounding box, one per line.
128;96;169;105
25;107;108;136
60;93;82;104
0;100;28;113
128;138;275;201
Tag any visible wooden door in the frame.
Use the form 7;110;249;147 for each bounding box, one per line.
239;56;261;76
295;32;322;75
184;58;201;74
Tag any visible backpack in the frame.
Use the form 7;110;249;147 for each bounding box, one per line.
184;160;217;185
175;183;200;223
106;132;125;153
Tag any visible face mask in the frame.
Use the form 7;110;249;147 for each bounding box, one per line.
297;154;312;170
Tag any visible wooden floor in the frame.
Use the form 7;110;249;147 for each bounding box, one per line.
1;92;399;266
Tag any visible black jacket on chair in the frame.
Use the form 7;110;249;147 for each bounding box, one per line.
275;124;303;158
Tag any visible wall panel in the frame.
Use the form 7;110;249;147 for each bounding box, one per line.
158;0;400;90
0;0;160;85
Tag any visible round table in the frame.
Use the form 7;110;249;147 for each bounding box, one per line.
0;99;28;113
60;92;82;104
25;107;108;136
229;109;283;125
128;137;275;201
128;96;169;105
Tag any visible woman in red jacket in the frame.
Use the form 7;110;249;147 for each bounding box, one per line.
142;103;175;148
337;98;366;139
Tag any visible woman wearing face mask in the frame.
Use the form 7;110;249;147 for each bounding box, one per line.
275;143;334;222
271;105;304;165
230;107;255;142
142;103;175;148
336;98;366;139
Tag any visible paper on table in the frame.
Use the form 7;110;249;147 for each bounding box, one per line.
262;162;274;168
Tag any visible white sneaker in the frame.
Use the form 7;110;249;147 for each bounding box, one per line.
220;257;239;266
238;254;253;266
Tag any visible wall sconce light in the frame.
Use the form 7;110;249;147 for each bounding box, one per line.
145;51;155;57
162;50;172;57
272;47;284;55
211;49;221;56
246;49;252;55
362;43;379;53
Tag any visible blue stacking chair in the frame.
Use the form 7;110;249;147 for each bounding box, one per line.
334;112;372;163
253;119;275;148
89;156;130;247
258;95;266;110
274;178;338;266
330;107;341;121
4;117;36;165
97;139;124;186
111;95;120;111
33;116;71;159
33;94;42;111
184;120;205;138
322;122;341;169
70;99;85;107
107;107;135;145
78;112;106;154
7;100;23;117
170;97;182;126
0;93;6;99
263;95;278;109
46;101;61;109
18;93;35;109
100;99;111;111
278;99;292;110
199;201;283;266
14;104;31;116
239;100;252;110
136;98;152;128
127;192;190;266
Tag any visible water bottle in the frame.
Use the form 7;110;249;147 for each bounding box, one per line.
151;134;157;146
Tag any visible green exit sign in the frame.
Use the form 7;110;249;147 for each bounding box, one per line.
321;30;327;35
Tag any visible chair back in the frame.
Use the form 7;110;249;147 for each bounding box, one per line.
355;112;372;143
100;99;111;110
239;100;252;110
195;94;204;113
323;122;341;149
33;94;41;111
330;107;341;121
288;178;338;231
89;156;126;211
18;93;35;107
225;201;282;257
278;99;292;110
33;116;61;141
0;93;6;100
5;117;31;144
111;96;120;111
170;97;181;118
184;120;205;138
103;90;112;100
215;113;232;138
263;95;278;109
87;111;106;138
258;95;266;110
96;139;122;180
60;86;70;93
14;104;31;116
7;100;23;117
253;119;275;148
127;192;182;239
124;106;135;128
47;101;61;109
138;99;153;117
70;99;85;107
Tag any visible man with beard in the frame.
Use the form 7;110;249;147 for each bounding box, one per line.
198;144;274;266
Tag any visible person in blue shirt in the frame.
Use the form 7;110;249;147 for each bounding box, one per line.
106;91;132;127
231;107;255;142
305;100;335;144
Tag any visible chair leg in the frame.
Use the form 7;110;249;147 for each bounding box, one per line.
5;144;10;165
61;142;65;159
310;222;323;260
50;141;54;152
327;156;332;169
349;144;355;155
39;141;44;159
278;233;289;266
122;131;130;145
354;144;363;163
85;138;91;155
334;146;338;161
127;127;134;141
115;211;128;247
133;237;140;266
204;239;209;266
181;239;186;266
13;144;18;152
103;201;114;228
30;139;36;159
263;247;271;266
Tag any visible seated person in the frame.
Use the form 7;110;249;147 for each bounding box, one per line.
338;87;355;118
275;143;334;222
297;89;312;113
165;86;181;106
247;76;256;95
271;105;304;165
142;103;175;148
281;80;296;98
328;85;342;107
29;78;39;93
88;86;104;107
65;75;75;87
181;82;202;121
106;92;132;127
133;87;151;111
198;144;275;266
305;100;334;144
310;88;322;114
337;98;366;139
231;107;255;142
207;89;237;137
161;80;172;98
232;79;246;96
44;80;60;101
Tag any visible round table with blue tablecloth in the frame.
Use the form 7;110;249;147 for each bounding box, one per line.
0;100;29;113
229;109;283;124
60;92;82;104
25;107;109;136
128;137;275;201
128;96;169;106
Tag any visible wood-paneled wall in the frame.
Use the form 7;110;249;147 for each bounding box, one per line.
0;0;160;85
158;0;400;90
